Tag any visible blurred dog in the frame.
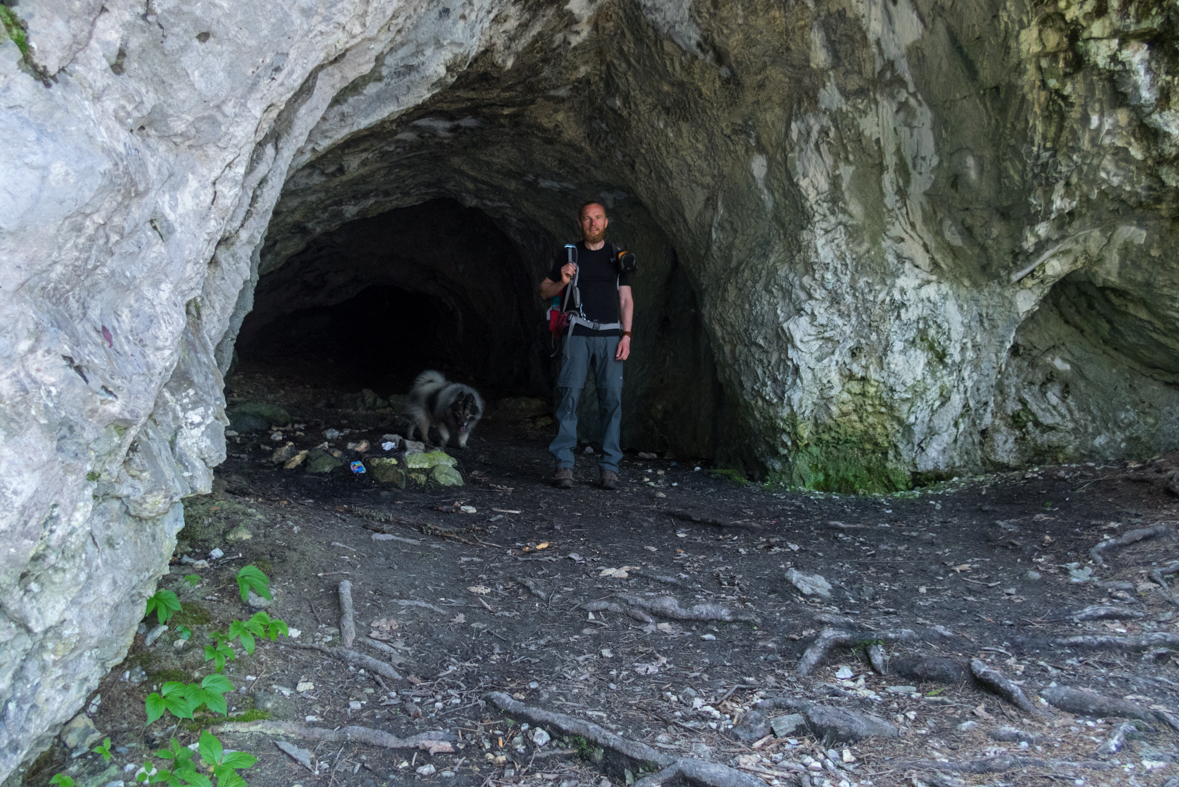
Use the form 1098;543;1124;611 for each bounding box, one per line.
405;370;484;449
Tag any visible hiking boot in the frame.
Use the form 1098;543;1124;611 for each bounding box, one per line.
600;469;619;491
552;467;574;489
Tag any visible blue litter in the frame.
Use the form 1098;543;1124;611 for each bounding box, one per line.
350;461;366;474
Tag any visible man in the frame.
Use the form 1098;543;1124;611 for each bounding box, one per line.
540;201;633;490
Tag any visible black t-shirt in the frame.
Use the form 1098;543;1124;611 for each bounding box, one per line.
547;242;631;337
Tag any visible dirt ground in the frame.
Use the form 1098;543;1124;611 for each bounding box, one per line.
24;364;1179;787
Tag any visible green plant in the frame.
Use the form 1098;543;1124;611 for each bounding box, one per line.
184;574;201;588
234;566;271;604
145;674;233;725
49;775;74;787
200;729;257;786
176;625;193;641
94;736;113;763
0;6;29;59
145;590;182;625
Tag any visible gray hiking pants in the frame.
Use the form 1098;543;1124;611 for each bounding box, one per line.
549;334;623;472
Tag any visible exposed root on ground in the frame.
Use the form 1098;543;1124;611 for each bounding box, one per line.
1150;561;1179;606
1017;632;1179;653
896;755;1114;774
661;509;763;531
338;580;356;648
1098;721;1145;756
613;594;758;623
1068;605;1144;622
215;719;454;754
289;642;403;681
1089;524;1174;565
485;692;767;787
969;659;1041;715
796;628;918;676
583;600;656;623
1040;685;1176;729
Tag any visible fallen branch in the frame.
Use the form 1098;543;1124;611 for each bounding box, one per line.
274;740;315;772
364;636;408;659
661;509;763;531
797;628;918;676
897;755;1113;774
1089;524;1173;565
969;659;1040;715
614;594;758;623
485;693;764;787
338;580;356;648
216;719;453;754
289;642;402;681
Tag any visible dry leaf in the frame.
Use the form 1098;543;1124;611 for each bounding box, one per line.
451;613;466;624
600;566;639;579
467;585;491;595
953;564;973;573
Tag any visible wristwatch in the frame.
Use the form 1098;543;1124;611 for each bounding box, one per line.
622;331;632;338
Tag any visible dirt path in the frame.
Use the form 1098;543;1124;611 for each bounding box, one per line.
26;368;1179;787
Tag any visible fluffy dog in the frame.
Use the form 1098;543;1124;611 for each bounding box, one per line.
405;370;484;449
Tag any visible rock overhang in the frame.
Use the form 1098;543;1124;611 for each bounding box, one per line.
3;0;1179;778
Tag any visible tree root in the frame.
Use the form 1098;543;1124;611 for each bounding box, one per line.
338;580;356;648
1069;605;1144;622
215;719;454;754
1017;632;1179;653
969;659;1040;715
1150;561;1179;606
584;600;656;624
289;642;403;681
796;628;918;676
1040;685;1168;728
1097;721;1145;756
615;594;758;623
897;755;1113;774
661;509;763;531
1089;524;1173;565
485;692;765;787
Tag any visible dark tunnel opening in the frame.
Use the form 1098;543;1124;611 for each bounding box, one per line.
236;199;546;400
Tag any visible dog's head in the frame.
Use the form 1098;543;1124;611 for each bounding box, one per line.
450;391;481;433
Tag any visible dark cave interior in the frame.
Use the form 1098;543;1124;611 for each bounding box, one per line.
236;199;549;399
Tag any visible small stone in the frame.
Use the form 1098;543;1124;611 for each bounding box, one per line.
296;682;314;692
416;763;436;776
283;450;309;469
459;505;476;513
346;440;371;452
886;685;918;694
406;451;458;470
60;713;102;751
209;548;224;559
247;589;271;609
430;464;464;486
786;568;833;598
271;442;298;463
127;666;147;685
835;666;854;680
349;701;362;710
1024;570;1042;581
532;728;551;747
381;441;396;451
225;524;253;543
324;428;341;439
144;625;168;647
270;432;284;442
770;714;805;737
957;720;978;732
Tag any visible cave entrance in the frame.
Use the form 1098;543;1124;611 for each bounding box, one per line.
235;198;543;399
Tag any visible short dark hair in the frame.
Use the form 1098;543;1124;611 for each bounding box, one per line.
579;201;607;218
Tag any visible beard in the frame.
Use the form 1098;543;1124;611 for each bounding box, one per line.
582;226;606;244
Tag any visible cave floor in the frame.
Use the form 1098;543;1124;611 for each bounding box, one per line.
36;367;1179;787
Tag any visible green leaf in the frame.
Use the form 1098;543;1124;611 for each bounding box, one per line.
198;731;223;767
146;590;182;624
235;565;271;603
94;736;113;762
145;693;167;726
213;767;248;787
49;775;75;787
201;674;234;694
198;689;227;717
184;574;200;587
161;681;188;697
270;619;290;640
219;752;258;769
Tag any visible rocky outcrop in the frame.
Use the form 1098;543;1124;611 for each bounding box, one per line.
1;0;1177;777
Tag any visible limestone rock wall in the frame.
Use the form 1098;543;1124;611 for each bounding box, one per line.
1;0;1177;778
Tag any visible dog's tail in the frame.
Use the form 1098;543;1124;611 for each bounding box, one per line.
411;370;447;394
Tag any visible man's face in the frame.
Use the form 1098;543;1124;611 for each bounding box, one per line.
580;204;608;244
